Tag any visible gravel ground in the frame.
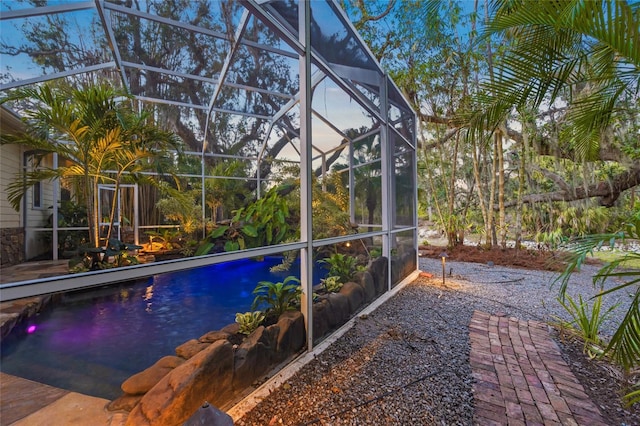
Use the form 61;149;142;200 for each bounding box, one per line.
235;258;639;425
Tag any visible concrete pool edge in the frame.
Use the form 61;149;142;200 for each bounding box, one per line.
0;372;125;426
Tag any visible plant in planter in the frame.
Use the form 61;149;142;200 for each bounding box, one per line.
320;275;343;293
319;253;358;283
251;276;300;319
195;185;294;255
235;311;266;335
69;238;143;272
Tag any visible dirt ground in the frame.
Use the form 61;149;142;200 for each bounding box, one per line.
418;243;577;272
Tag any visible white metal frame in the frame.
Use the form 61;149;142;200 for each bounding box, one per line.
0;0;418;351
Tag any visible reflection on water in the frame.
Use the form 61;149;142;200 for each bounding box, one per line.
0;257;306;400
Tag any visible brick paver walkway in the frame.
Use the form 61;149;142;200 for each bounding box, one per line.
469;310;609;426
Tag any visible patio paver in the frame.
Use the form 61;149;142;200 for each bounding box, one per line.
470;310;609;426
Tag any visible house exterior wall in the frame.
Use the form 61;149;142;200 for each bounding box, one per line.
1;108;56;264
1;115;25;266
24;154;55;260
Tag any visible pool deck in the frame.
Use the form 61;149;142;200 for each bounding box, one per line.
0;373;124;426
0;260;69;340
0;261;124;425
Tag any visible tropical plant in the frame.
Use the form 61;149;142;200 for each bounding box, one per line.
102;238;143;268
458;0;640;246
475;0;639;161
624;383;640;406
235;311;266;335
555;293;618;358
195;185;294;255
251;276;301;318
0;82;179;248
69;237;142;272
270;241;299;273
321;276;343;293
145;229;182;251
556;218;640;384
155;183;202;235
319;253;358;283
204;160;251;223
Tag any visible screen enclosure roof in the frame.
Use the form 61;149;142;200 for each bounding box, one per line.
0;0;416;165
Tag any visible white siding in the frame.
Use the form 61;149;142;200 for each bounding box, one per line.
0;143;23;228
25;155;54;228
25;155;55;259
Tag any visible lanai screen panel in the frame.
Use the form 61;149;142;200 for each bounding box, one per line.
0;0;417;302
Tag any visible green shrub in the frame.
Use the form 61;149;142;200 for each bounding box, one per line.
235;311;265;335
195;186;294;255
251;276;300;317
555;293;618;358
319;253;357;283
321;276;343;293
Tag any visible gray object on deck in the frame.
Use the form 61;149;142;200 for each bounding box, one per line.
183;402;234;426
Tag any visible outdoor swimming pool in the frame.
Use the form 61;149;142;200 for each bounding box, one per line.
0;257;314;400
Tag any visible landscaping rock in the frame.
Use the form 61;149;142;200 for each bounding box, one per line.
401;251;416;280
125;340;234;426
275;310;305;356
369;256;388;295
320;297;341;328
198;330;231;343
176;339;210;359
312;301;330;340
233;325;279;390
326;292;350;325
339;281;364;314
391;258;400;285
121;356;185;395
220;323;240;335
357;271;376;302
108;394;143;412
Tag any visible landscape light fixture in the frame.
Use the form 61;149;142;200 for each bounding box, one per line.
440;252;448;286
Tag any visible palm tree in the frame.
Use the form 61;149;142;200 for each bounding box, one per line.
469;0;639;160
473;0;639;390
1;82;179;248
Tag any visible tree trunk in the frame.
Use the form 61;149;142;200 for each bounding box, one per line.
488;134;498;247
497;129;506;248
448;132;461;246
514;118;528;250
471;135;489;246
499;164;640;208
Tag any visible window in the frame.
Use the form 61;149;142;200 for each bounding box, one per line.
33;181;42;208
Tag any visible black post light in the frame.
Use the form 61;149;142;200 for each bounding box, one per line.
440;252;448;286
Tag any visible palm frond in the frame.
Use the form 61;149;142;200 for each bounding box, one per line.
5;169;60;211
471;0;639;157
605;290;640;371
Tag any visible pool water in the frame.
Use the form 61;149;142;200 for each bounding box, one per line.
0;257;314;400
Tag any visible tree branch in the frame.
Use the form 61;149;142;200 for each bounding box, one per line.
353;0;395;28
499;164;640;208
533;166;572;193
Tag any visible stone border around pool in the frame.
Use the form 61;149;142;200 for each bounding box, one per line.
109;253;417;426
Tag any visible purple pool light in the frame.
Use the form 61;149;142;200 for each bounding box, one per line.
26;325;37;334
